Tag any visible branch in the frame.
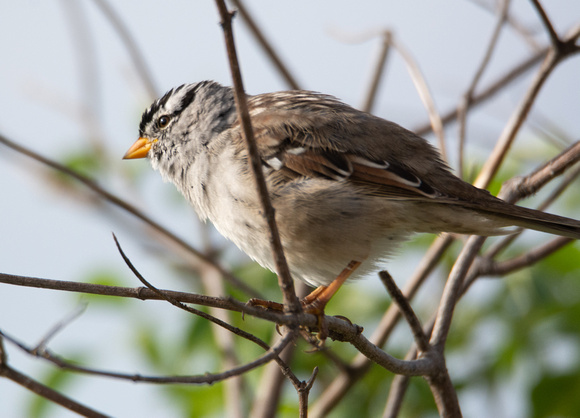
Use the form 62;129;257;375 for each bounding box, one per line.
391;37;447;161
529;0;560;47
474;27;580;189
361;31;392;113
33;304;87;353
1;328;296;385
379;271;429;353
483;236;573;277
113;233;272;351
91;0;158;99
0;337;107;418
214;0;301;313
414;47;546;136
499;140;580;203
229;0;300;90
430;235;486;350
298;367;318;418
457;0;510;177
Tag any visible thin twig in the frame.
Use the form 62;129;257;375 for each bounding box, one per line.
430;235;486;350
214;0;301;313
33;304;88;354
229;0;300;90
414;47;547;136
483;236;573;276
113;233;272;351
530;0;561;47
91;0;158;99
378;271;429;353
391;38;447;161
299;367;319;418
457;0;510;177
362;31;392;113
474;27;580;189
0;337;107;418
1;328;297;385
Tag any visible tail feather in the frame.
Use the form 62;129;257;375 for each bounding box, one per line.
468;200;580;240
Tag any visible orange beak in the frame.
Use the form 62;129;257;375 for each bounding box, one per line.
123;137;156;159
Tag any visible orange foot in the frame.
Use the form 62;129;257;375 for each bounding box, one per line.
248;260;362;340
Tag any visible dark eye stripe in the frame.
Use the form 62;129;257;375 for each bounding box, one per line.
139;82;207;135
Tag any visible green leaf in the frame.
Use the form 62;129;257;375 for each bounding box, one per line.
532;373;580;417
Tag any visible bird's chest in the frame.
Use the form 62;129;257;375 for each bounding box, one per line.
187;153;276;270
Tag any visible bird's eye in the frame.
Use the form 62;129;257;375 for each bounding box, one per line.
157;115;171;129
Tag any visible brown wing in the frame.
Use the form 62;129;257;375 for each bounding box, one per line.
242;90;458;202
232;90;580;239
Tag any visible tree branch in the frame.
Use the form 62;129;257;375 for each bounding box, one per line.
214;0;301;314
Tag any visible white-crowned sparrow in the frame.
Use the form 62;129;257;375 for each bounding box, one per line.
124;81;580;309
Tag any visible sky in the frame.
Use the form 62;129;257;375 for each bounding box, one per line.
1;1;579;416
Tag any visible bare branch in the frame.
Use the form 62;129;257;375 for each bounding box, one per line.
1;328;297;385
391;37;447;161
475;28;580;189
229;0;300;89
299;367;319;418
484;236;573;276
33;304;87;354
430;235;486;350
414;47;547;136
214;0;301;313
0;337;107;418
379;271;429;353
457;0;510;177
529;0;561;47
499;141;580;203
362;31;392;113
91;0;158;99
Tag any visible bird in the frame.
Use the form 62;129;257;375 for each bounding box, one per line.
124;80;580;313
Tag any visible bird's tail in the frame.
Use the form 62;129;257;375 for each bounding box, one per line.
468;200;580;240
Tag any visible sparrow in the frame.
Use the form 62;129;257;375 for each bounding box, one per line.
124;81;580;312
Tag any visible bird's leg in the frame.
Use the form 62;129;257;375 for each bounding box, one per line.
247;260;361;340
301;260;361;314
300;260;361;341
